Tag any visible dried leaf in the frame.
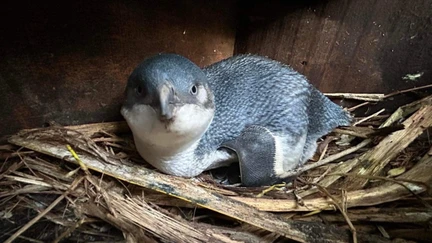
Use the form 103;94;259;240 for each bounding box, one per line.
387;167;406;177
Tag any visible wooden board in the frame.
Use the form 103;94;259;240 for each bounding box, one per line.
0;0;237;136
2;0;432;135
235;0;432;94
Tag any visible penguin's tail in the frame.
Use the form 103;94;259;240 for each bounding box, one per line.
307;87;352;139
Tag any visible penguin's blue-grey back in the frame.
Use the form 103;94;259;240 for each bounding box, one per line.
197;54;351;158
307;87;352;141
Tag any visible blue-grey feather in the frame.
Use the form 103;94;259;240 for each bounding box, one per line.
196;54;351;162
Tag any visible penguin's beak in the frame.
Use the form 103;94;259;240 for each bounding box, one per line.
158;83;176;121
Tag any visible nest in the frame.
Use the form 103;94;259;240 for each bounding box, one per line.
1;88;432;243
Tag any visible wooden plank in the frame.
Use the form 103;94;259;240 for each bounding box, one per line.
235;0;432;95
0;0;236;136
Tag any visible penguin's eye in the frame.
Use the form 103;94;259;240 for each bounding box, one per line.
136;85;143;95
190;85;198;95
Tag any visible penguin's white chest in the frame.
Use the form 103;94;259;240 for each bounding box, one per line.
121;103;214;169
122;104;213;146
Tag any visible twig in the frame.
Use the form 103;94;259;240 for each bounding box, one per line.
353;109;385;126
0;160;24;180
3;176;84;243
64;121;130;136
219;153;432;212
67;144;90;175
0;151;34;160
318;207;432;224
8;130;351;242
342;105;432;190
318;142;329;161
330;173;431;209
324;93;384;102
347;84;432;112
315;184;357;243
3;175;54;188
2;233;45;243
312;164;334;184
295;139;372;176
348;102;370;112
312;96;432;193
52;217;86;243
256;183;286;198
92;137;125;143
384;83;432;98
376;225;390;239
333;128;368;138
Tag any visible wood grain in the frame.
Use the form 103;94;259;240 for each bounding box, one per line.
0;0;236;136
235;0;432;95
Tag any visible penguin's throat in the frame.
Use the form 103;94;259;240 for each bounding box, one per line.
122;103;215;173
134;135;195;161
134;134;200;160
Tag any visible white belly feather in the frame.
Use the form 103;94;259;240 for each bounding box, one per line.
121;103;235;177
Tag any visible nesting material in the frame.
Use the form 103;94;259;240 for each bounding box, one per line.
1;93;432;243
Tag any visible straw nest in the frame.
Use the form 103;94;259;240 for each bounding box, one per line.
1;87;432;243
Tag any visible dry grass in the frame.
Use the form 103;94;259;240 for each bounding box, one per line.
1;92;432;243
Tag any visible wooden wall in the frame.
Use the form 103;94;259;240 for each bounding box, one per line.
0;0;237;136
1;0;432;136
235;0;432;94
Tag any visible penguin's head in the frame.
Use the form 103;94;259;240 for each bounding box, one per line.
121;53;215;149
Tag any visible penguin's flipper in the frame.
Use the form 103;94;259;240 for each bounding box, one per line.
221;125;283;187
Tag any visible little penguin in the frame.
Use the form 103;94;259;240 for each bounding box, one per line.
121;53;352;187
